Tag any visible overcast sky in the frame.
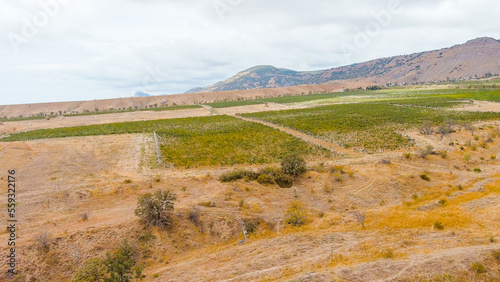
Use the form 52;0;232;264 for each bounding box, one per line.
0;0;499;105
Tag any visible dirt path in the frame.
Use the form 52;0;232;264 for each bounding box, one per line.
232;115;361;158
453;100;500;112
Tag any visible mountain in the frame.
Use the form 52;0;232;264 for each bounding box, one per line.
187;37;500;93
134;91;151;97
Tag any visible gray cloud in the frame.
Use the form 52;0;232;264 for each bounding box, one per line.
0;0;498;104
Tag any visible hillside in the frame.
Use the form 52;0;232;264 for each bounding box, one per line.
188;37;500;93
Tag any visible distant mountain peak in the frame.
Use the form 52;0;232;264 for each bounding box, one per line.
465;37;499;45
187;37;500;93
134;91;151;97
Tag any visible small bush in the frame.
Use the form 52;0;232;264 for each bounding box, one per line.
491;155;497;160
274;173;294;188
379;159;391;165
238;199;245;208
257;174;274;185
198;201;214;207
220;169;258;182
124;179;132;184
134;190;177;228
471;261;487;273
404;153;412;159
439;199;447;206
35;231;52;252
434;221;444;230
333;171;343;182
323;185;333;194
473;168;482;173
258;166;282;178
281;154;307;176
285;202;307;227
188;206;201;226
440;151;448;159
418;145;435;159
492;250;500;262
79;213;89;221
244;219;260;234
420;174;431;181
350;211;366;228
138;231;156;243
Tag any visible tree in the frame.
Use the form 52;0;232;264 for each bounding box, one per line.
134;190;177;228
104;240;137;282
71;258;107;282
281;154;307;176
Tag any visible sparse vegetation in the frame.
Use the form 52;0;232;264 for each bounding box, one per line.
471;261;487;274
35;231;52;252
419;145;435;159
134;190;177;228
285;202;308;227
420;174;431;181
350;211;366;229
434;221;444;230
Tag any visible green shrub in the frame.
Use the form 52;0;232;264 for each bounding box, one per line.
244;219;260;234
258;166;282;178
281;154;307;176
420;174;431;181
440;151;448;159
439;199;447;206
220;169;258;182
473;168;482;173
257;174;274;185
491;155;497;160
134;190;177;228
274;173;294;188
434;221;444;230
71;258;107;282
471;261;487;273
492;250;500;262
285;202;308;227
138;231;156;243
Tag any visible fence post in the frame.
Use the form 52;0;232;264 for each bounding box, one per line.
154;131;162;165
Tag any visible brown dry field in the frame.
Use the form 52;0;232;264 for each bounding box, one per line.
0;109;500;281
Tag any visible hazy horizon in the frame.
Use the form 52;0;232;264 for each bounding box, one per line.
1;0;499;105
